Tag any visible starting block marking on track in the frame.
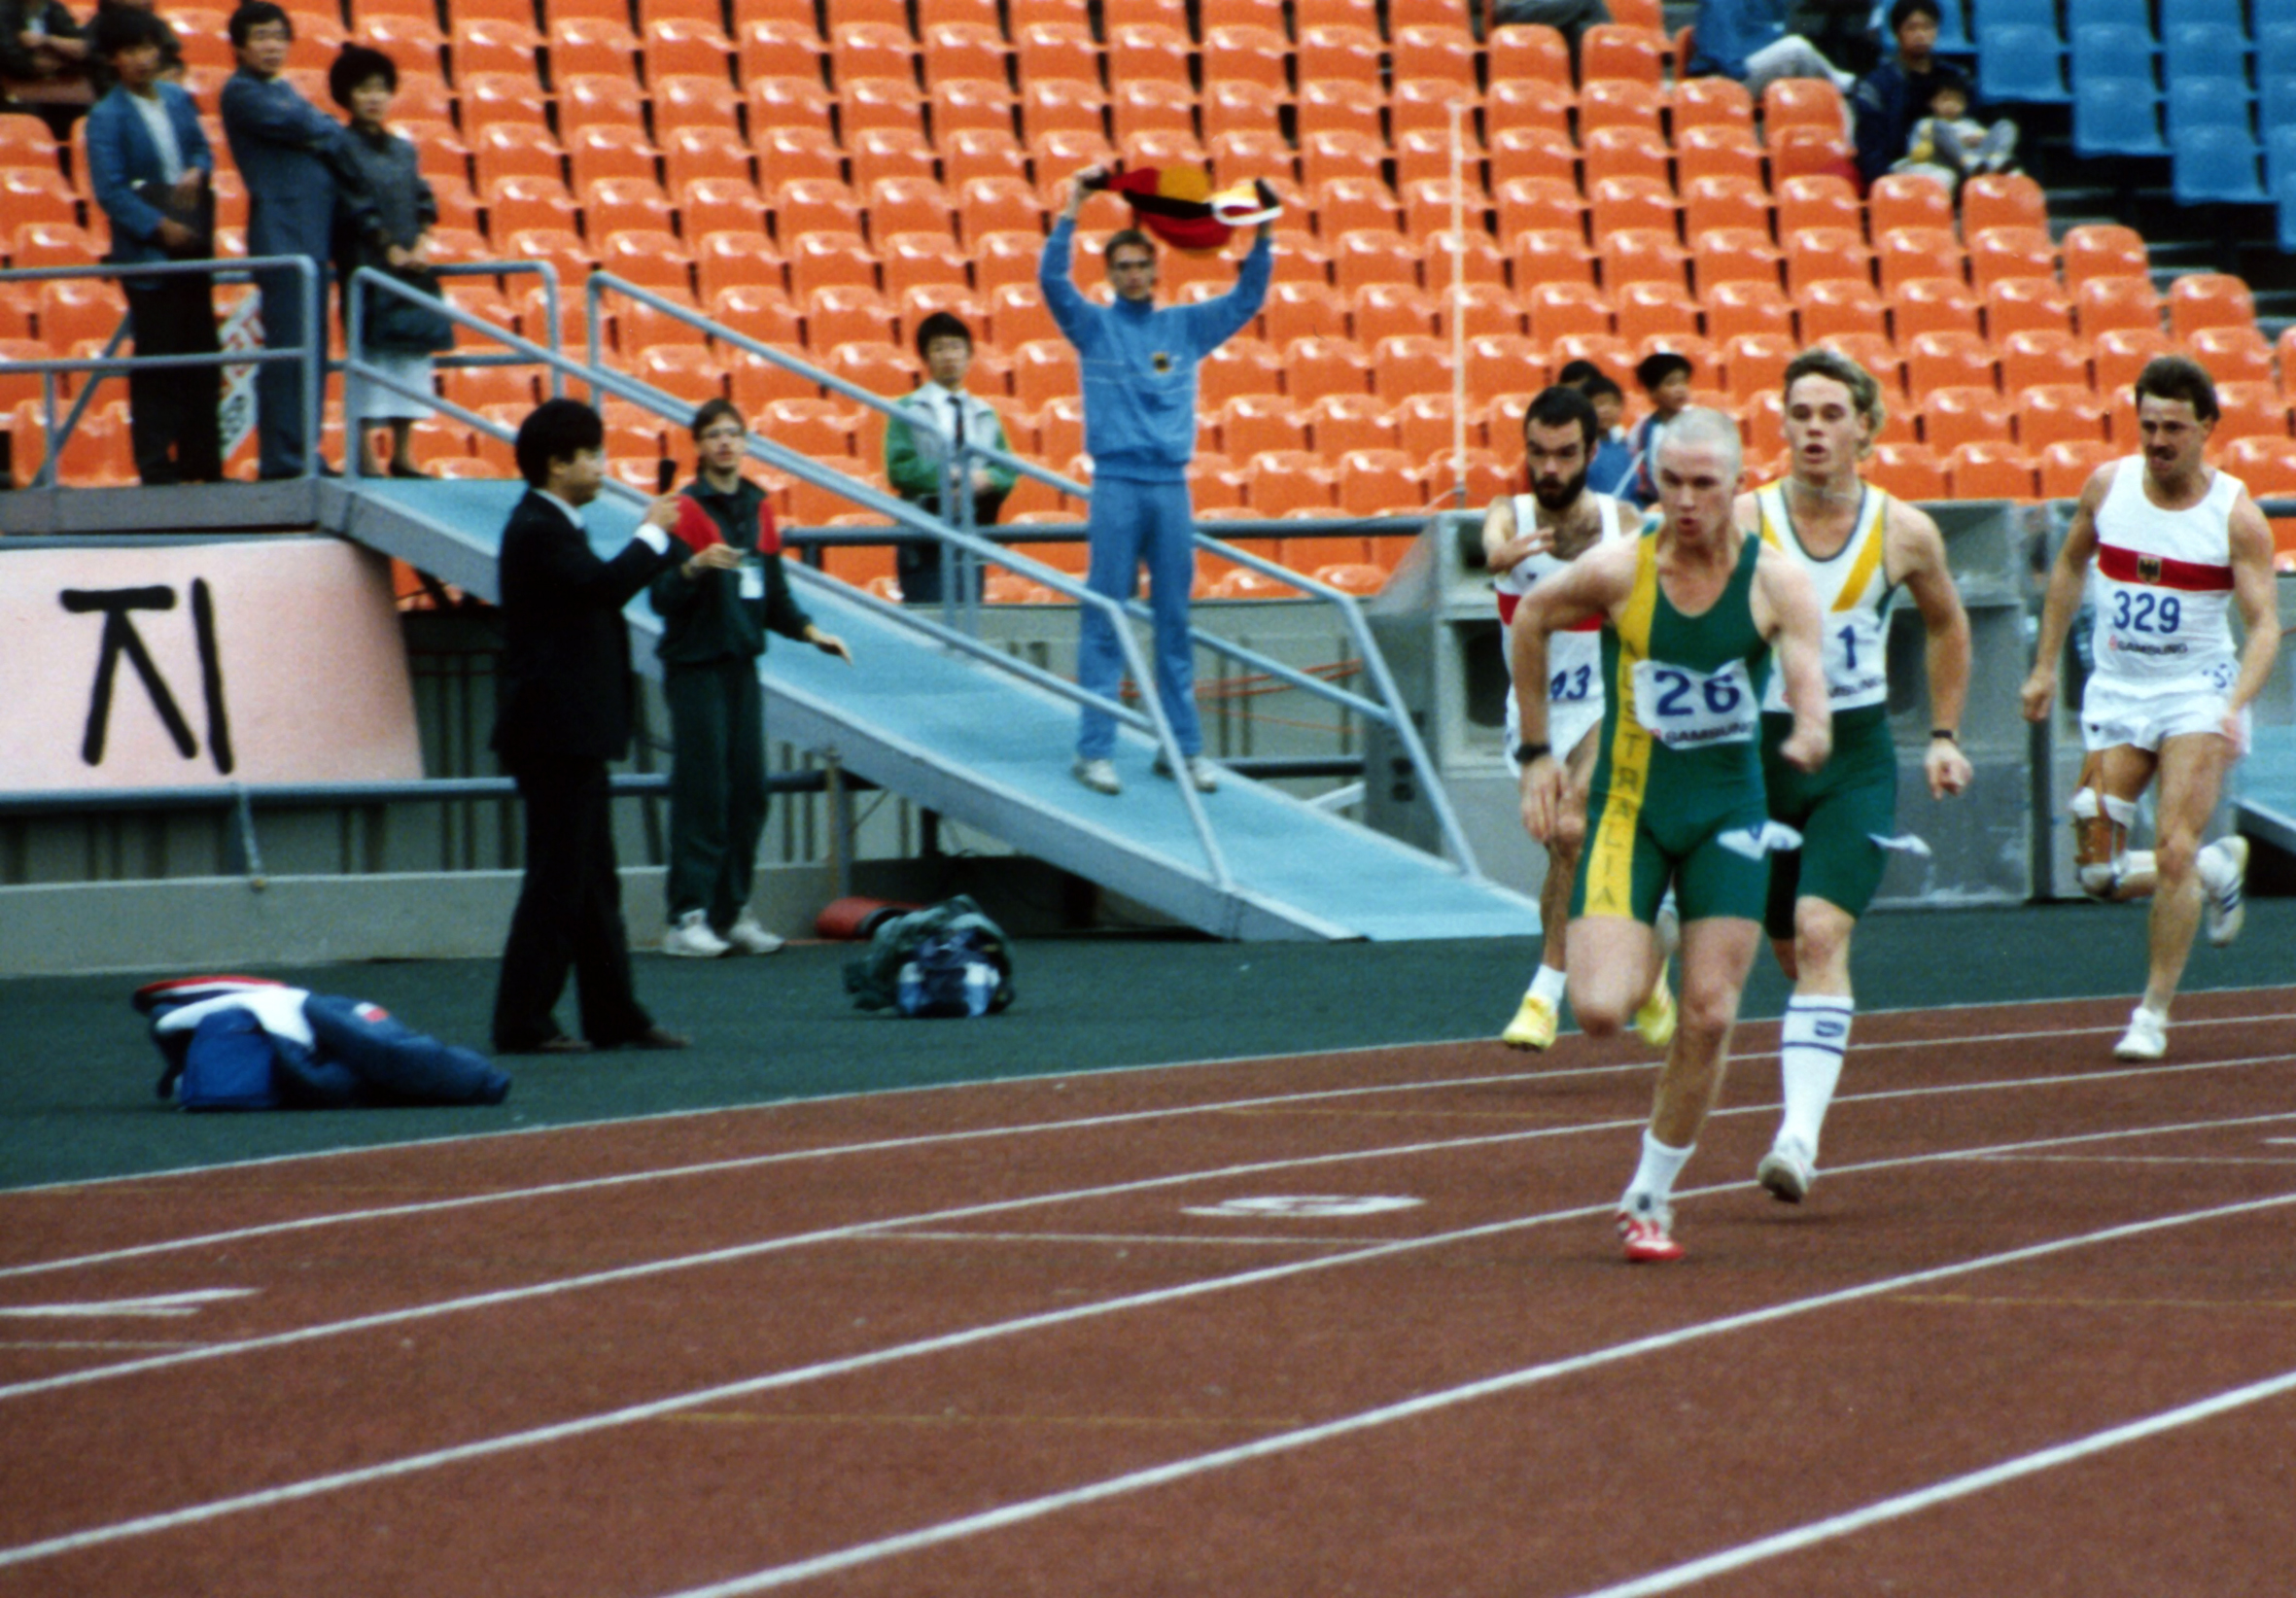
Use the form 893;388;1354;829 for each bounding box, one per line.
1181;1196;1424;1219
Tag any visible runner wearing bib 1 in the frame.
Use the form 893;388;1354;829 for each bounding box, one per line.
1753;478;1902;938
1498;489;1640;771
1575;527;1774;927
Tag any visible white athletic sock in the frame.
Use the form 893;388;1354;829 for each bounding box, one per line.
2197;841;2236;894
1777;994;1855;1158
1527;964;1567;1005
1623;1129;1692;1211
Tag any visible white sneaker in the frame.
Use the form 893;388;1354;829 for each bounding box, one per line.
662;909;730;958
1152;750;1220;792
1072;757;1121;795
724;912;784;955
2113;1005;2168;1061
1756;1137;1816;1204
2205;836;2248;947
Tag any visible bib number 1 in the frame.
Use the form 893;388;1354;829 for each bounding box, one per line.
1631;659;1758;749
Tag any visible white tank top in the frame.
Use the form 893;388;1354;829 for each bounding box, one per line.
1494;492;1637;704
1754;480;1896;714
2089;458;2242;686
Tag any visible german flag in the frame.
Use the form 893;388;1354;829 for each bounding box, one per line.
1097;165;1282;253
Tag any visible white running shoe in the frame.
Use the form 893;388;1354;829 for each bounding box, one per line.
724;912;784;955
1071;757;1121;795
1153;750;1221;792
1756;1137;1816;1204
2113;1005;2168;1061
663;909;730;958
2206;836;2248;947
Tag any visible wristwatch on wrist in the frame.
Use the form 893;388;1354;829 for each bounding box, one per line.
1513;741;1552;765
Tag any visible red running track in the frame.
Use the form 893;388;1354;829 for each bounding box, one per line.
2;986;2294;1596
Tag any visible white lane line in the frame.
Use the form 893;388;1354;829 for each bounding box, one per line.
5;1056;2290;1404
644;1189;2296;1598
6;1018;2285;1284
0;1290;254;1319
1562;1368;2296;1598
4;1114;2291;1575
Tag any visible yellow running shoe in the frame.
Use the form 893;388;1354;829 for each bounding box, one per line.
1501;991;1558;1050
1632;971;1677;1051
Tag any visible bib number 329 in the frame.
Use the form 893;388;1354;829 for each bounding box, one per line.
1631;658;1758;749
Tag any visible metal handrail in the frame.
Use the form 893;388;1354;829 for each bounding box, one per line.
0;253;318;486
344;264;1234;890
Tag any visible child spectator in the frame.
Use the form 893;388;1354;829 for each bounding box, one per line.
885;309;1016;604
1625;351;1695;509
1893;73;2018;192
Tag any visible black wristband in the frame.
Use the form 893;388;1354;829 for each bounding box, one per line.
1513;741;1552;765
1931;728;1957;744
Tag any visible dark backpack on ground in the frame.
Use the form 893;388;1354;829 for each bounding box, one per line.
843;895;1015;1017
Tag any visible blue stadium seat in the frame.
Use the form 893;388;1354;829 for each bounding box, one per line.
1977;24;2070;104
2163;24;2252;88
2264;24;2296;79
2073;76;2166;157
2165;77;2253;139
2174;125;2267;205
2279;167;2296;254
2268;124;2296;191
2261;74;2296;136
2159;0;2247;37
2070;24;2160;89
1976;0;2057;30
2065;0;2154;35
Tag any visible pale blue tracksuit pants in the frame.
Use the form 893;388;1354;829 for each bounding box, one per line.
1075;473;1200;762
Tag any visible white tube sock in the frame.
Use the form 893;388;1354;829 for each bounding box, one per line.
1777;994;1855;1157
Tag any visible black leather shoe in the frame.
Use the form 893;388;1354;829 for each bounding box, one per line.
617;1025;691;1051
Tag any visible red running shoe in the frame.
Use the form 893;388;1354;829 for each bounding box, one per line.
1616;1202;1684;1264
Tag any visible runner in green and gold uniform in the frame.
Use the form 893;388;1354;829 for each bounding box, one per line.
1511;408;1831;1264
1734;350;1974;1208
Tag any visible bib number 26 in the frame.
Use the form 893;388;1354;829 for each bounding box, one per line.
1631;659;1758;749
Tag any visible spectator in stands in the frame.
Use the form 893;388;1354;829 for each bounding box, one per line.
1489;0;1610;62
490;398;695;1054
1042;164;1273;798
1626;351;1695;508
329;43;451;479
1853;0;1960;189
1685;0;1856;97
86;0;184;96
1558;360;1638;501
1890;73;2017;192
221;0;368;479
85;6;222;485
0;0;89;132
885;309;1016;605
650;398;851;959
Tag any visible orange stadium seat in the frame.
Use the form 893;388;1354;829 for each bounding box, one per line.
728;348;818;409
709;283;803;349
881;231;971;297
1998;329;2093;394
1393;392;1476;458
1351;281;1440;344
1548;331;1636;389
632;344;725;403
1766;123;1855;184
1297;0;1379;28
387;72;455;123
1985;275;2074;339
1014;18;1100;85
696;230;786;297
584;176;677;240
759;398;860;460
1919;388;2011;452
1031;126;1115;182
1527;280;1615;342
820;339;919;396
2061;224;2149;287
468;125;560;201
0;113;55;171
1761;77;1847;135
1514;226;1597;289
560;73;646;134
1107;20;1190;84
1676;123;1767;188
1703;277;1793;341
1109;79;1196;145
1580;78;1667;139
1582;22;1668;83
1305;392;1397;455
655;76;744;135
1282;334;1374;401
2037;438;2115;499
804;284;896;351
942;127;1029;189
2092;327;2174;395
1784;228;1872;296
1690;227;1783;296
2212;381;2290;445
1774;174;1861;237
957;177;1047;246
597;228;694;295
1261;280;1347;345
1009;337;1079;410
2167;273;2256;342
1895;275;1983;340
1721;330;1796;401
1291;80;1381;143
1599;228;1687;292
360;12;445;74
738;130;827;194
460;70;549;128
1297;22;1381;86
1332;229;1419;294
1904;330;1997;396
614;295;706;360
1301;129;1385;192
1210;128;1297;187
1823;332;1905;406
504;226;593;289
1672;75;1754;133
1967;226;2057;292
921;20;1007;87
1019;79;1107;144
1867;172;1955;236
1946;439;2038;501
1245;451;1339;516
1866;439;1947;500
2185;325;2275;386
1;167;78;233
1581;125;1671;188
662;126;753;193
1496;176;1587;242
919;0;997;27
1439;281;1529;340
1488;125;1579;190
1336;448;1423;517
1960;173;2049;236
1465;335;1548;404
567;124;660;191
1371;334;1456;401
1877;226;1966;295
1484;77;1575;136
1315;175;1403;238
1200;335;1287;404
1218;393;1310;457
736;17;825;85
1402;178;1487;239
1433;231;1514;295
644;17;733;80
747;77;837;139
865;176;955;244
829;21;916;87
1397;82;1481;146
2019;384;2114;451
845;128;933;191
785;230;880;299
1616;279;1699;345
1392;21;1479;86
2222;435;2296;497
2074;277;2163;340
972;230;1044;294
1487;24;1569;84
844;77;927;139
1201;22;1292;91
770;178;862;246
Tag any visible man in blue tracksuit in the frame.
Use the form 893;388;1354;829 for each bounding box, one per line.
1039;165;1272;797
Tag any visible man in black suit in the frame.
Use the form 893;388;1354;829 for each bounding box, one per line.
489;399;738;1054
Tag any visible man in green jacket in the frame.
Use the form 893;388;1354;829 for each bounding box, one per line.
651;398;852;957
884;310;1017;604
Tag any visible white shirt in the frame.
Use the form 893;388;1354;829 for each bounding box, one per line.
127;88;186;185
539;488;670;552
